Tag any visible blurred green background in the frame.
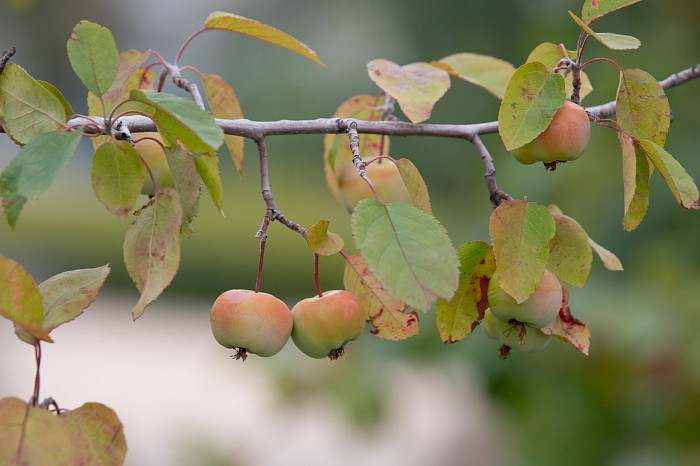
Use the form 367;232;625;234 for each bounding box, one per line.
1;0;699;464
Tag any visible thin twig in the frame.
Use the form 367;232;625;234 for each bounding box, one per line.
472;134;512;208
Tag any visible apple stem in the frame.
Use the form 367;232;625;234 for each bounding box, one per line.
255;213;270;294
314;253;323;298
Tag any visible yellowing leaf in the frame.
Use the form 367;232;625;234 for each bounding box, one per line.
619;132;649;231
343;254;419;340
434;53;515;100
541;288;590;355
163;146;201;235
91;140;146;217
498;61;566;151
587;236;623;271
193;153;224;215
88;49;152;119
617;68;670;147
204;12;325;69
489;199;556;303
436;242;493;344
547;210;593;287
306;220;345;256
59;403;127;466
0;254;52;345
0;397;75;465
582;0;643;25
38;265;110;333
395;158;433;216
124;188;182;319
0;63;67;144
202;73;245;177
525;42;593;101
367;59;450;123
637;139;699;210
569;12;641;50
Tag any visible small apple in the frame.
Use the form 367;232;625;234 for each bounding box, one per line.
337;160;412;212
210;289;293;360
511;100;591;167
487;270;563;328
135;134;174;196
291;290;365;359
481;308;552;359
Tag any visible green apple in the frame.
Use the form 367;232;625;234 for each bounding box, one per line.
487;270;563;328
210;289;293;360
337;160;412;212
291;290;365;359
512;101;591;166
481;308;552;354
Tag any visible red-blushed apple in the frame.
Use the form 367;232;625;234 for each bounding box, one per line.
487;270;563;328
337;160;412;212
135;133;174;196
291;290;365;360
481;308;552;357
511;100;591;167
210;289;293;361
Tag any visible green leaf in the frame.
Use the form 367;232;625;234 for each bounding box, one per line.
66;20;119;98
525;42;593;101
193;153;224;215
0;254;52;344
343;254;418;340
38;80;73;116
436;241;493;344
587;236;623;271
164;146;201;235
0;397;75;465
91;140;146;217
489;199;556;303
395;158;433;216
38;265;110;333
582;0;642;24
0;63;67;144
547;209;593;287
367;59;451;123
498;61;566;151
619;132;650;231
204;11;326;69
0;130;82;229
352;200;459;311
637;139;699;210
433;53;515;100
569;11;641;50
540;288;590;355
306;220;345;256
59;402;127;466
617;68;670;147
202;73;245;177
124;188;182;320
130;90;224;154
323;95;386;199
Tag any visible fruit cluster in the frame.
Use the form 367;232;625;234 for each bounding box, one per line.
482;270;563;359
210;289;365;361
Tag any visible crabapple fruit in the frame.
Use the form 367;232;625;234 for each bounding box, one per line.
487;270;563;328
511;100;591;166
210;289;293;360
481;308;552;355
291;290;365;359
337;160;412;212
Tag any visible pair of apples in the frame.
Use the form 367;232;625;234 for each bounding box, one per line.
210;289;365;360
482;270;563;357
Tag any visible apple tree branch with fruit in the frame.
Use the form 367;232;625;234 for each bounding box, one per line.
0;0;699;461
